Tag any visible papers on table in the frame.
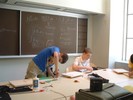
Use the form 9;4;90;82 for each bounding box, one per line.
78;69;92;73
39;77;58;83
9;79;32;87
113;68;129;74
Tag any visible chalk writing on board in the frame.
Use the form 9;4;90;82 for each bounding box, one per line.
26;15;38;23
21;11;87;54
28;28;45;49
0;28;16;33
46;40;54;47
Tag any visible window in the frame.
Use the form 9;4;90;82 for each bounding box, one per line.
124;0;133;61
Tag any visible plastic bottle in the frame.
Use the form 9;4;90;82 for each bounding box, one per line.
33;76;39;92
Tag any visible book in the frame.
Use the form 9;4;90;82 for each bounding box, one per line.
78;69;92;73
113;69;129;74
39;76;58;83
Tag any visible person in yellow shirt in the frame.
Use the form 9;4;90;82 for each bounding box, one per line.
128;54;133;78
123;54;133;92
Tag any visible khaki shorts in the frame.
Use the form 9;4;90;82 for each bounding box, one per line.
25;60;42;79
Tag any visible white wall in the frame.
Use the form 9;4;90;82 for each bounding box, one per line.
109;0;125;68
0;58;30;82
115;61;128;70
90;0;126;69
90;0;110;68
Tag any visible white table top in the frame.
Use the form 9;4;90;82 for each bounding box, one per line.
1;69;133;100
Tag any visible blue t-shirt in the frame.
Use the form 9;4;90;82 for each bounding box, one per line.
33;46;60;72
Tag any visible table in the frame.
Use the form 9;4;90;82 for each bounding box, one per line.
1;69;133;100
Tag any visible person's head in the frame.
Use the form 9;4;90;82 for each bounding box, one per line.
82;48;92;60
59;53;68;64
128;54;133;68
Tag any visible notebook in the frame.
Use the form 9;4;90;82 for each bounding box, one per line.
78;69;92;73
113;69;129;74
9;79;33;87
39;76;58;83
62;71;83;78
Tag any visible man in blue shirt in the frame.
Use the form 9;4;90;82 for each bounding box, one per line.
25;46;68;79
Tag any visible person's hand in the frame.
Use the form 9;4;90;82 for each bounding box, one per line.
128;68;133;78
86;66;93;72
128;71;133;78
70;95;75;100
54;70;60;78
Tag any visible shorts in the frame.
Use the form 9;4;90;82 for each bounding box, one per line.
25;60;42;79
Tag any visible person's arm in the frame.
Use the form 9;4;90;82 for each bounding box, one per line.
72;57;93;71
129;68;133;78
72;64;93;71
128;61;133;78
53;52;59;77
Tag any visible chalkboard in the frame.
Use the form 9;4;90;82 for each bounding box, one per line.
21;12;77;55
0;8;87;56
0;8;19;55
78;19;87;52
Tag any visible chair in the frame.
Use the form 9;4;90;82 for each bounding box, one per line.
91;63;98;70
90;63;96;67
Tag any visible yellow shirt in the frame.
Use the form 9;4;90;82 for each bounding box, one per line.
128;60;133;68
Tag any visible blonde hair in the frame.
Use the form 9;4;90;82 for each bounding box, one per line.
83;48;92;54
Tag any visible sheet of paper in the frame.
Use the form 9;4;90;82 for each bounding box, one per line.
62;71;83;78
123;85;133;92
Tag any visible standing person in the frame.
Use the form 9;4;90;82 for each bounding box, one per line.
128;54;133;78
71;48;95;72
25;46;68;79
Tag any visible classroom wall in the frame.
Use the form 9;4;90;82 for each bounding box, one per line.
115;61;128;70
89;0;110;68
91;0;126;69
108;0;125;68
0;0;127;82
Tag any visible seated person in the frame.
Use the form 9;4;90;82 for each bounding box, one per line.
128;54;133;78
71;48;96;72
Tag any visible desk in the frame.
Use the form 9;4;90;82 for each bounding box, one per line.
1;69;133;100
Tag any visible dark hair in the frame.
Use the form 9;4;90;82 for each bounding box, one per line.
61;53;68;64
83;48;92;54
130;54;133;63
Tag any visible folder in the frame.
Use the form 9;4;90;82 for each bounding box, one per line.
62;71;83;78
9;79;33;87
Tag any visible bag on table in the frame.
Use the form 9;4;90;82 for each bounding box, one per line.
76;83;133;100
